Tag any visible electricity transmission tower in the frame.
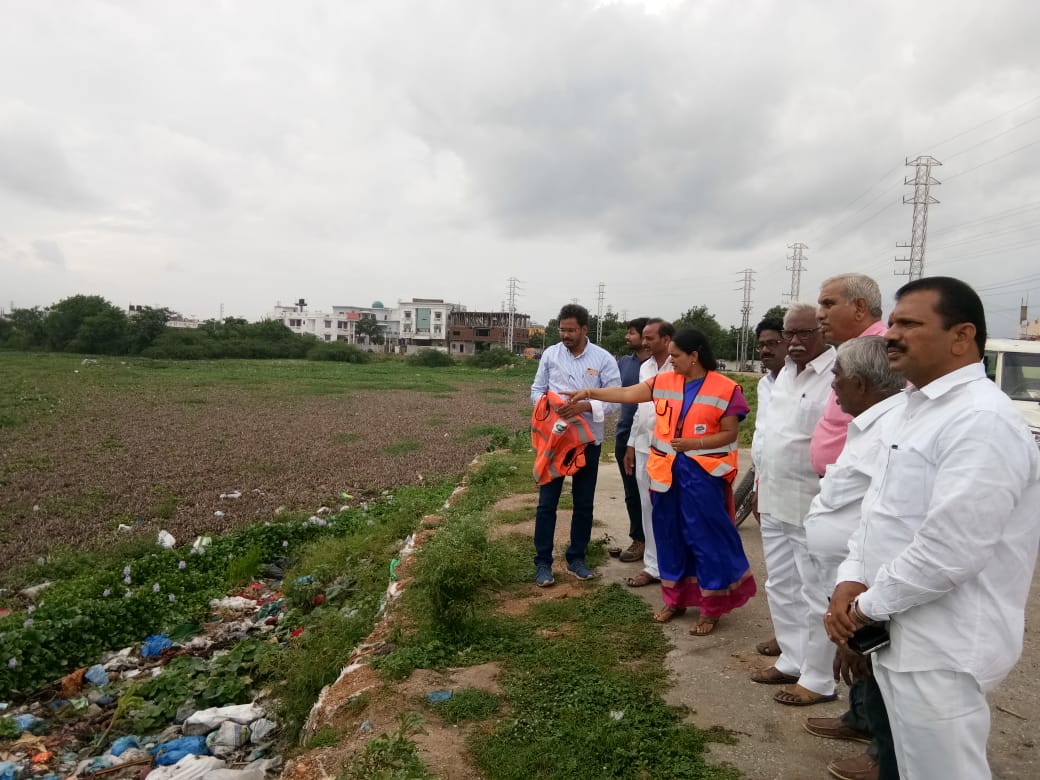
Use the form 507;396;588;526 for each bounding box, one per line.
783;243;807;303
505;277;521;353
735;269;755;370
896;155;941;281
595;282;606;343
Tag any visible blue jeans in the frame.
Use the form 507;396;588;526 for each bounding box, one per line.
615;435;644;542
533;443;601;567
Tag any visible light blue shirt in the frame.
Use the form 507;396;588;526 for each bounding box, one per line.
530;339;622;443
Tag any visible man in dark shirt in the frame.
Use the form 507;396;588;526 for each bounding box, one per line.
615;317;650;562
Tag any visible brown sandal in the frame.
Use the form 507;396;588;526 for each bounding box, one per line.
689;617;718;636
652;606;686;623
624;571;659;588
750;667;799;685
755;637;781;656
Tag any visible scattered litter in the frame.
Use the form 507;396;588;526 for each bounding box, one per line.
248;718;277;743
118;523;133;532
389;558;401;581
84;664;109;687
145;753;225;779
209;596;257;612
358;720;372;733
141;634;175;658
158;530;177;548
427;690;453;703
206;721;251;758
191;536;212;554
60;667;87;697
219;491;242;500
339;491;353;499
213;511;225;518
111;735;141;756
18;582;52;601
151;735;210;766
182;704;264;736
609;709;625;721
12;713;43;732
315;506;331;515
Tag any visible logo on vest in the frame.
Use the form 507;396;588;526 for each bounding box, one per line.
552;420;568;435
693;424;708;434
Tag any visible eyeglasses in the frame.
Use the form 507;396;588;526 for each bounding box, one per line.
757;339;783;350
781;327;821;341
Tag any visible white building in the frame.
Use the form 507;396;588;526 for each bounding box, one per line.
395;297;464;353
267;300;401;350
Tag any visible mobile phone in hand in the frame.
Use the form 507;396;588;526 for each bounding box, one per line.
848;623;890;655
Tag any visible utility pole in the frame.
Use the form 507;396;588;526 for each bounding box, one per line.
896;155;941;281
735;269;755;371
595;282;606;343
783;243;807;303
505;277;520;353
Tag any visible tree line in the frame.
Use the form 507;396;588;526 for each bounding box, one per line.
0;295;369;362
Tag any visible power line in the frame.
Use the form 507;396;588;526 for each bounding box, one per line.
929;201;1040;237
896;156;941;280
942;113;1040;162
945;137;1040;182
912;94;1040;157
928;221;1040;252
816;199;902;252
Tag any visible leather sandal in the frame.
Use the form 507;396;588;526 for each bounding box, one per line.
652;606;686;623
773;685;838;707
624;571;659;588
755;637;781;656
750;667;799;685
689;617;718;636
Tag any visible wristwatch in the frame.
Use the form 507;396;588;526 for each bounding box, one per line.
849;598;877;626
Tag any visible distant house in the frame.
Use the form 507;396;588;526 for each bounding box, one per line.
128;303;199;329
395;298;464;353
447;310;531;356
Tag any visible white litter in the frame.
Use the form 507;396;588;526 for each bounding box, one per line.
219;491;242;500
157;530;176;548
145;754;226;780
182;703;265;736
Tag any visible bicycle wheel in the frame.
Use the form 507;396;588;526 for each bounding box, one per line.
733;466;755;527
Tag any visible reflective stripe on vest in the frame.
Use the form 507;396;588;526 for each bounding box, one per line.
530;390;595;485
645;371;740;491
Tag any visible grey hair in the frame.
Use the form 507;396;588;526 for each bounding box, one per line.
836;336;904;394
822;273;883;318
784;303;817;325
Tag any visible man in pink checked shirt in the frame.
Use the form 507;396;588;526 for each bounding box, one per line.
803;273;889;780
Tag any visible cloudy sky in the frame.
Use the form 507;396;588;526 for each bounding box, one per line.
2;0;1039;334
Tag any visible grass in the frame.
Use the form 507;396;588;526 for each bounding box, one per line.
384;439;421;456
431;688;500;724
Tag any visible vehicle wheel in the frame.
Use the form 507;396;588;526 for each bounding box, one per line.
734;466;756;527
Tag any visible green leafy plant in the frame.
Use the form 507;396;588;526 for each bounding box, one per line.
433;688;500;724
405;350;454;367
341;713;432;780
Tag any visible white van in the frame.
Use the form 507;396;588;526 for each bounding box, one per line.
984;338;1040;446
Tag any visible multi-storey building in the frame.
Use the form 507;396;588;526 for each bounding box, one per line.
447;310;531;356
395;298;464;352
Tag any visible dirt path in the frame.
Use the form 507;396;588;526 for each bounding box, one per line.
591;451;1040;780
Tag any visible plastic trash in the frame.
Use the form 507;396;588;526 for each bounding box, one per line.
12;713;43;732
206;721;250;758
219;491;242;500
191;536;212;553
84;664;109;687
118;524;133;532
182;704;264;736
427;690;453;703
158;530;177;548
145;754;225;780
111;735;141;757
209;596;256;612
248;718;276;744
151;735;210;766
0;762;20;780
141;634;174;658
175;700;197;724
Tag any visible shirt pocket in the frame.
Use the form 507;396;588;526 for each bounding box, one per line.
797;395;826;432
875;445;932;519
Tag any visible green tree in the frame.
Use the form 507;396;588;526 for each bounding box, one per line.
45;295;128;353
527;330;546;349
70;307;130;354
761;305;788;324
673;306;726;349
2;307;47;349
127;307;172;354
355;317;385;346
544;320;560;347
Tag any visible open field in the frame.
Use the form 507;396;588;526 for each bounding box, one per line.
0;353;538;584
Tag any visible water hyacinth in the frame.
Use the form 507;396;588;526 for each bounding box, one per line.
123;565;131;577
123;575;132;585
152;583;161;593
103;589;111;597
168;594;176;602
178;560;186;570
7;657;17;668
23;619;33;629
124;590;132;598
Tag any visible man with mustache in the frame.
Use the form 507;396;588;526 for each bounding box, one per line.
530;303;621;587
827;277;1040;779
751;304;835;695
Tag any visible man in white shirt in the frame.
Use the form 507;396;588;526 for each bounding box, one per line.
798;336;905;780
751;304;836;697
621;318;674;588
827;277;1040;779
750;315;789;658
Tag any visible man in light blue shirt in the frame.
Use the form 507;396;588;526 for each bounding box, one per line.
530;303;621;586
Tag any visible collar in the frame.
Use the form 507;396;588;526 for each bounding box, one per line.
910;361;986;400
851;392;905;433
566;338;589;358
785;346;836;375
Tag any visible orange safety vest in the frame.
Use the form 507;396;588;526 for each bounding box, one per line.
530;391;596;486
646;370;739;493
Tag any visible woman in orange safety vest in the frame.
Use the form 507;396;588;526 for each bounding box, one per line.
566;329;757;636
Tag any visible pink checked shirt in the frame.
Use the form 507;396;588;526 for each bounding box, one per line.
809;320;889;475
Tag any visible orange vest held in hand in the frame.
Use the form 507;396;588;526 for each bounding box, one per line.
531;391;596;486
646;370;739;493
